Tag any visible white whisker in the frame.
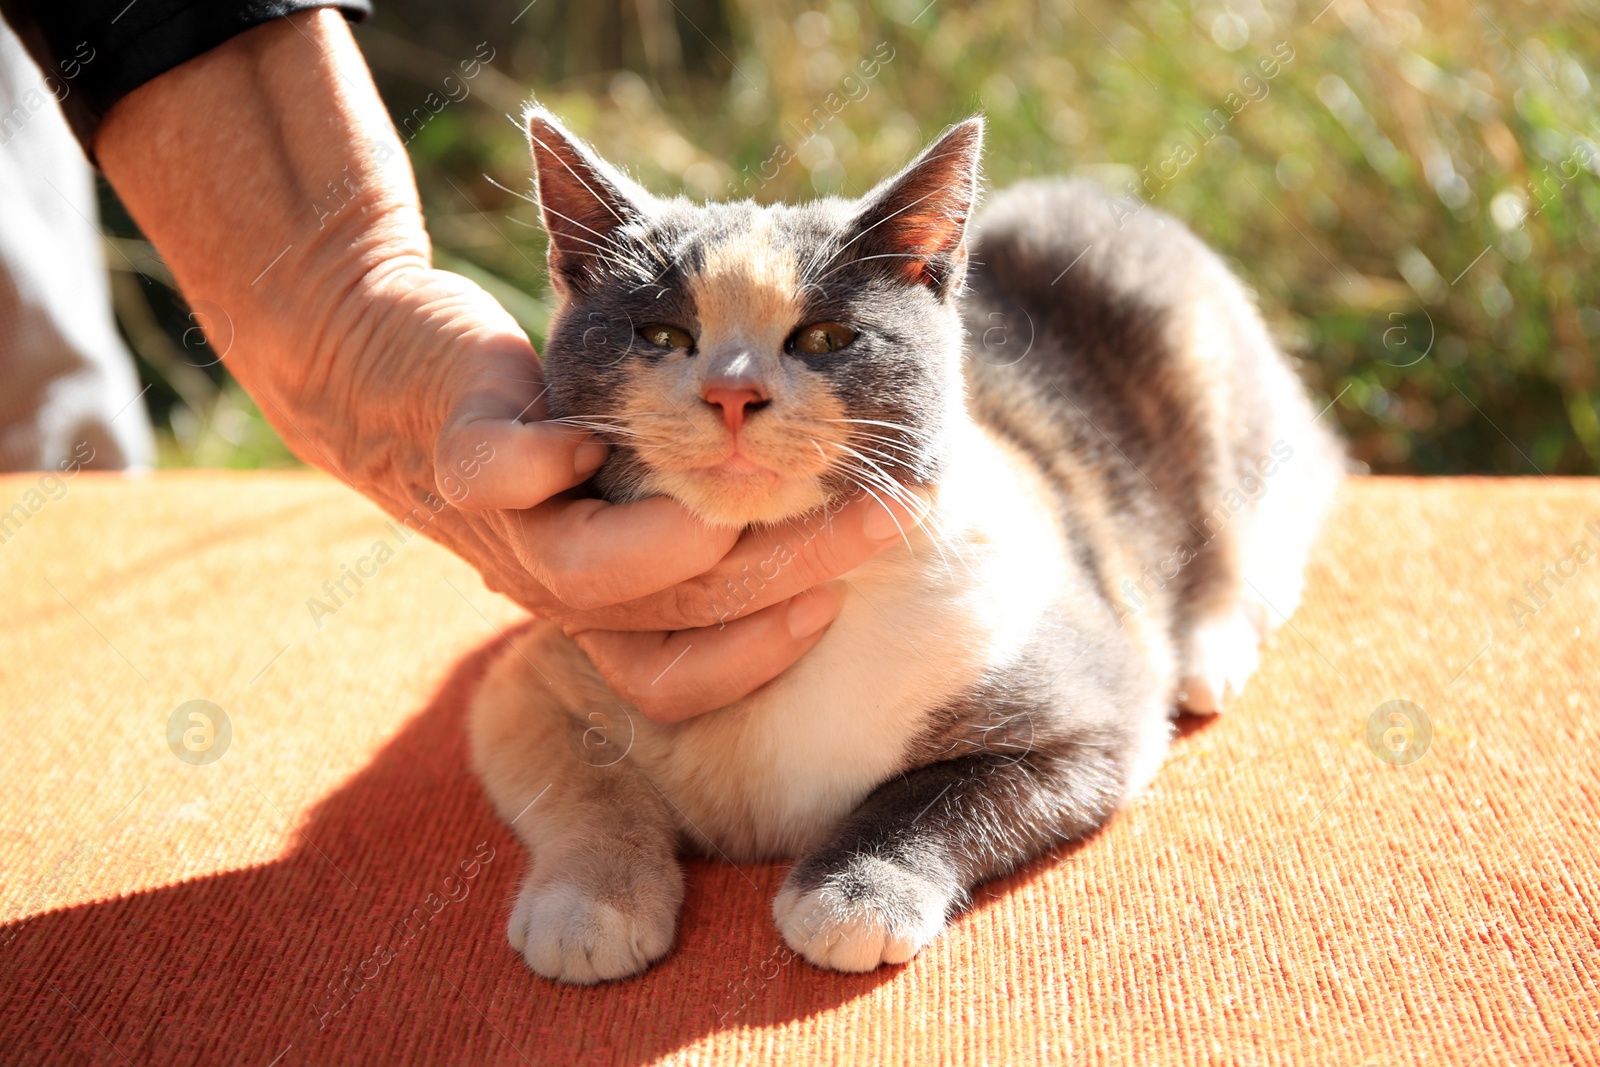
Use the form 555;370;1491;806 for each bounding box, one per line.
482;173;541;208
808;251;929;290
818;417;937;441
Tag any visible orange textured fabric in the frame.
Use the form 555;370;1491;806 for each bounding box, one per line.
1;472;1597;1065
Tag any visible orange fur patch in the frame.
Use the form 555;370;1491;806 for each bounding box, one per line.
687;221;803;337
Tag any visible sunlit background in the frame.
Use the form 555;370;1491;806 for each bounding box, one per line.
100;0;1600;473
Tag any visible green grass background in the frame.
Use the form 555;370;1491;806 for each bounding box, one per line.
103;0;1600;474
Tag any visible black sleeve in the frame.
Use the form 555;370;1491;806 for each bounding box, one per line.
0;0;372;153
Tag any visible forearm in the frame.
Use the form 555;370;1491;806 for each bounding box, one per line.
93;9;450;476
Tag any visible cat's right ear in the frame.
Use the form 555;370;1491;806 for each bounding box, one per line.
524;105;653;295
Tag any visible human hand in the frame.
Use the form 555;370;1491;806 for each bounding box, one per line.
95;11;925;720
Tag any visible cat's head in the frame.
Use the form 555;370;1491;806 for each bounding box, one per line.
525;106;983;529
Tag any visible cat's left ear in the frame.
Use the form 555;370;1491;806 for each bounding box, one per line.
846;116;984;301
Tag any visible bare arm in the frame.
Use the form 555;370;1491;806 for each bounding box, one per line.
93;10;921;719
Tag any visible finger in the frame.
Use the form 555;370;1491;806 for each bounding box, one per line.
512;495;741;612
571;488;931;632
434;339;608;511
436;413;608;511
572;582;846;722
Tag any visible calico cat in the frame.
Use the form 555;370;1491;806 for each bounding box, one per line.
469;107;1343;983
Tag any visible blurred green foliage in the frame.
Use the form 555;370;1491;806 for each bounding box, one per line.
111;0;1600;473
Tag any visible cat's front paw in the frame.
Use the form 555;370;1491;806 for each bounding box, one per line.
773;855;953;972
508;874;680;985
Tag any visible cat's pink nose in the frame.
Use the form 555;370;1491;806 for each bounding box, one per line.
701;383;770;433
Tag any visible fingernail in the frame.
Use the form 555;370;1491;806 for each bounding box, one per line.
787;583;845;640
862;487;933;543
574;441;608;478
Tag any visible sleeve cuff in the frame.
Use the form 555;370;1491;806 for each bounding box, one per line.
4;1;372;157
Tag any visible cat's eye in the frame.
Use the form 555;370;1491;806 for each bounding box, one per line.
790;322;856;355
639;323;695;350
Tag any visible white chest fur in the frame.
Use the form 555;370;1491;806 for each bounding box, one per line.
630;425;1072;861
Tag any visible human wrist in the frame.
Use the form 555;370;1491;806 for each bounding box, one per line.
303;262;506;482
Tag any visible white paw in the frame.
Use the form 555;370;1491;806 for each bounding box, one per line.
508;878;677;985
773;856;951;972
1178;609;1263;714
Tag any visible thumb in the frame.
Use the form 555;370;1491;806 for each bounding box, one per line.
433;345;610;511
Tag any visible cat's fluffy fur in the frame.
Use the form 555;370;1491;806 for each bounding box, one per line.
468;108;1343;983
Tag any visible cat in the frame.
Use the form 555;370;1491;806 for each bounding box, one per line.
468;105;1343;983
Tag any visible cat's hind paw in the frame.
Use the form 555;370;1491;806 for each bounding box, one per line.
773;855;952;972
1178;607;1264;715
508;875;679;985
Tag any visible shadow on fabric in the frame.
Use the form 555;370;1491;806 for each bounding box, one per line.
4;631;1206;1064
